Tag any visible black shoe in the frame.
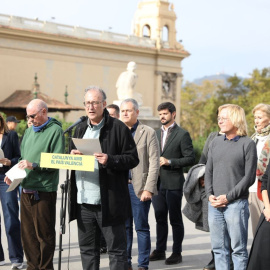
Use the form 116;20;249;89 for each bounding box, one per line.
149;250;166;261
230;258;234;270
203;258;215;270
165;253;182;265
203;250;215;270
100;246;107;254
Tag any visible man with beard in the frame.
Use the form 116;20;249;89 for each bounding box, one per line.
150;102;195;265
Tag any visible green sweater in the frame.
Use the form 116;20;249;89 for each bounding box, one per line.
20;118;64;192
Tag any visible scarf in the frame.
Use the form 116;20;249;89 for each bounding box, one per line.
251;124;270;181
32;117;51;133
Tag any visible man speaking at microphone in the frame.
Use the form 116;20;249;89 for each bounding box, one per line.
69;86;139;270
5;99;65;270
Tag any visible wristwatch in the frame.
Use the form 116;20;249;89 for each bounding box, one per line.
168;160;171;165
32;163;38;170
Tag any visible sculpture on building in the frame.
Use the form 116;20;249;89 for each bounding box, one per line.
116;61;143;105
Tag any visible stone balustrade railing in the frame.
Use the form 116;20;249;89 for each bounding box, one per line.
0;14;156;48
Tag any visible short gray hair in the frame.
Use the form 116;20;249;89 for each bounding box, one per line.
84;85;107;101
121;98;139;111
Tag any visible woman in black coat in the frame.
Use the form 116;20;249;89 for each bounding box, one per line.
247;161;270;269
0;114;23;267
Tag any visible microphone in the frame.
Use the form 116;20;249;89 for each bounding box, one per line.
63;116;87;134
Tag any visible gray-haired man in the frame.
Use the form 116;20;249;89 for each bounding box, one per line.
69;86;139;270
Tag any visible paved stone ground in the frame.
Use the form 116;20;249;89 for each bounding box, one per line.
0;170;253;270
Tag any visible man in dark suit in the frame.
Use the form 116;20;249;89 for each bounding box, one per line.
150;102;195;265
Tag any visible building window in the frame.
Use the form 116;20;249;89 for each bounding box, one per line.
162;25;169;41
143;25;151;38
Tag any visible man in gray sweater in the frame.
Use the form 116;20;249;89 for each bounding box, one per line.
205;104;257;270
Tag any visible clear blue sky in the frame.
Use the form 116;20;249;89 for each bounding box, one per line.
1;0;269;82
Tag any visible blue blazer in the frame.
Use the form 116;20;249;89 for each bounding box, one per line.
0;131;21;174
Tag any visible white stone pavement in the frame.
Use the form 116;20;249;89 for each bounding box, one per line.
0;170;253;270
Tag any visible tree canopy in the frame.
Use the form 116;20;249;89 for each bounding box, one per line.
180;67;270;162
181;67;270;140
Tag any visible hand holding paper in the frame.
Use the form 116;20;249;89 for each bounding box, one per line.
94;153;108;165
70;149;83;155
5;164;26;192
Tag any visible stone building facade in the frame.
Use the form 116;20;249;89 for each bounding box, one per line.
0;0;189;123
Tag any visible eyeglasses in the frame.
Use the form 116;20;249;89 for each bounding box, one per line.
26;109;42;120
217;117;229;122
83;101;104;108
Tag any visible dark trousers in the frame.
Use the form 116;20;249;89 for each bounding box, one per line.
100;233;107;248
152;188;184;253
21;191;57;270
77;203;128;270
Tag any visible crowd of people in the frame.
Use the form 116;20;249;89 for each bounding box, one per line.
0;85;269;270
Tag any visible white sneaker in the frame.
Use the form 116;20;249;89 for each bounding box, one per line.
11;262;23;269
0;260;5;266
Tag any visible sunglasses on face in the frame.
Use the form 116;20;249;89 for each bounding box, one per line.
26;109;42;120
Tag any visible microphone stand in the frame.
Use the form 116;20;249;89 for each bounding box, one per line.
58;129;72;270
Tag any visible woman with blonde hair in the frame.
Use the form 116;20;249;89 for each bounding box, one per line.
248;103;270;236
0;113;23;268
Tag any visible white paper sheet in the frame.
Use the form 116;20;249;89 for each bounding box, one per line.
5;164;26;192
72;138;102;155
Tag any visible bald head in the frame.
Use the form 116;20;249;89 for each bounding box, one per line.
27;99;48;112
26;99;48;127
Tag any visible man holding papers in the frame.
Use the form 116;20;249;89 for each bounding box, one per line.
5;99;65;270
69;86;139;270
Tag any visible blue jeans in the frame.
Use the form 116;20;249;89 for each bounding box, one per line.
0;175;23;263
208;199;249;270
126;184;151;269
